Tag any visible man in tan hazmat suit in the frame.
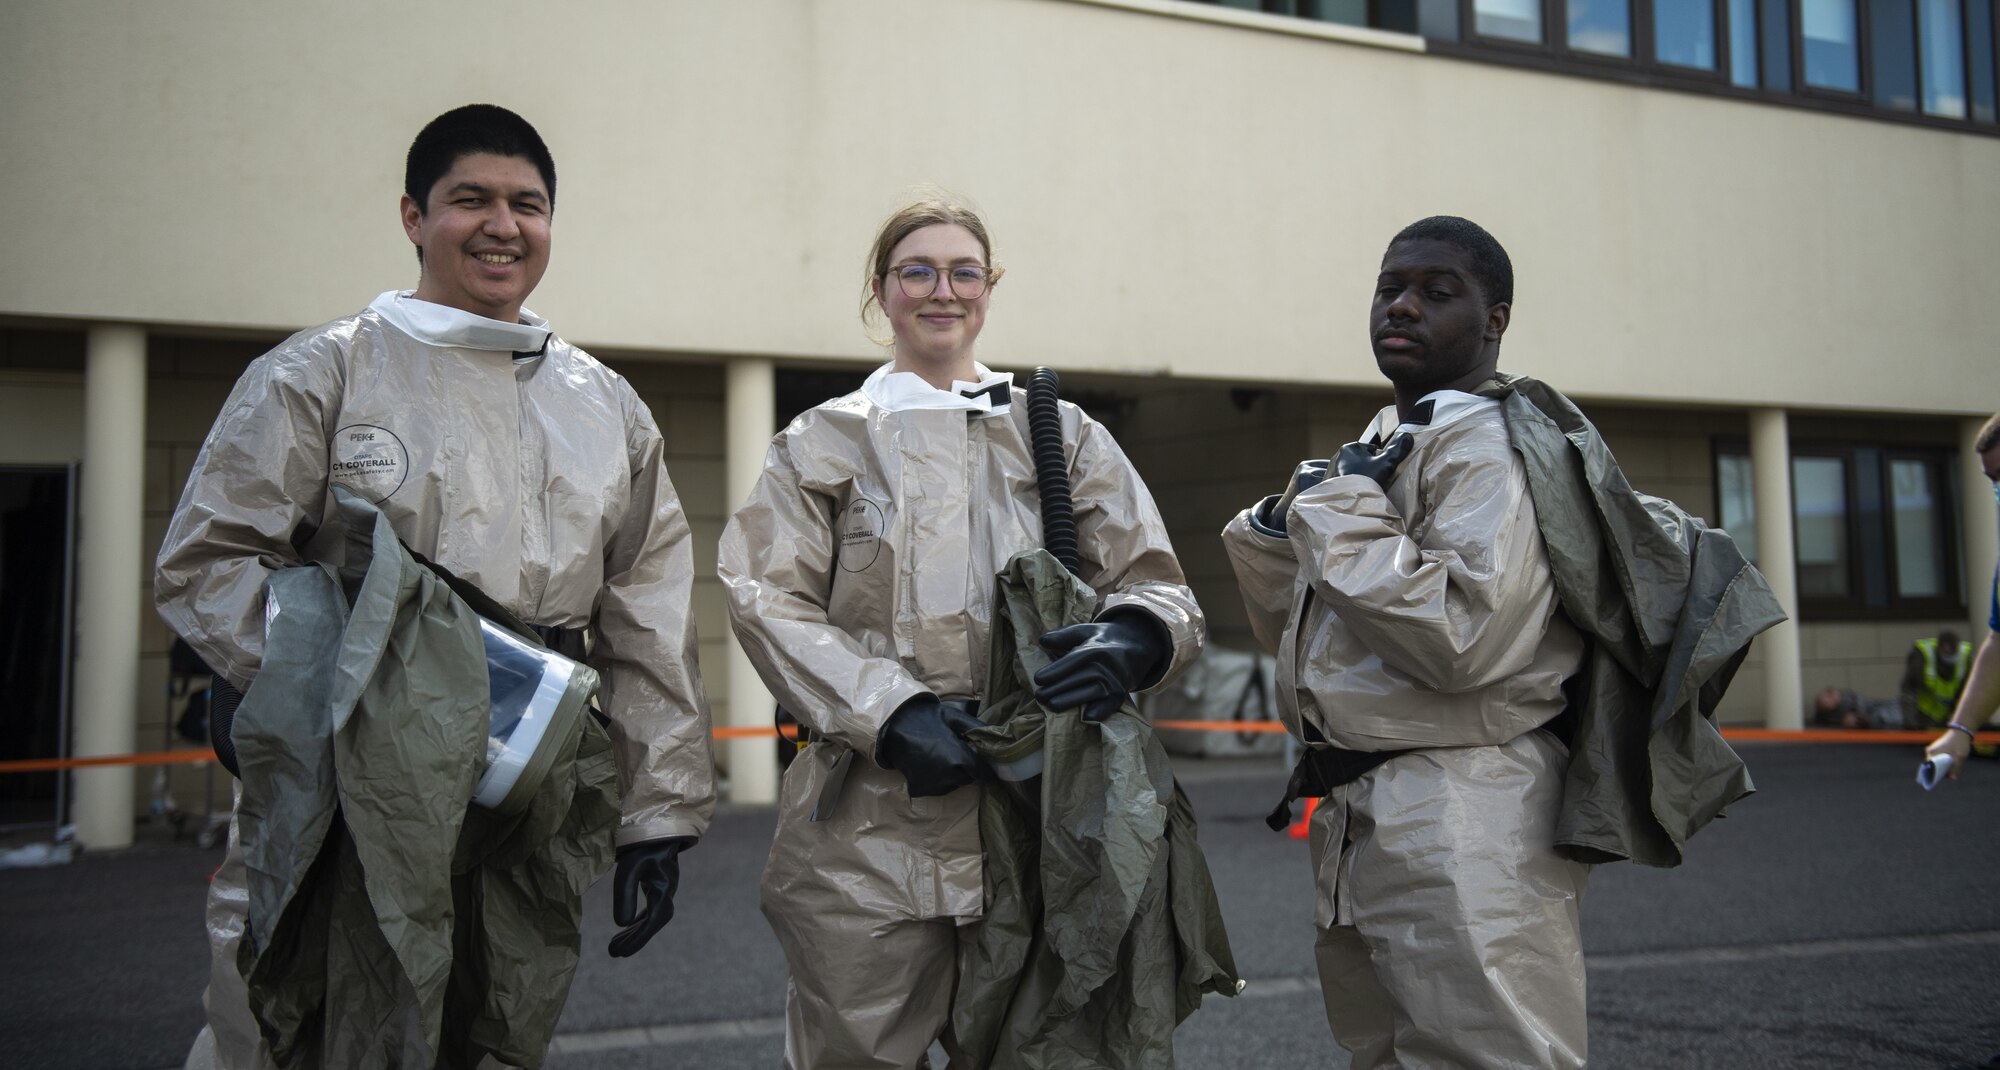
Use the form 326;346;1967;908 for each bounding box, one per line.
156;104;715;1068
719;197;1204;1068
1222;216;1590;1069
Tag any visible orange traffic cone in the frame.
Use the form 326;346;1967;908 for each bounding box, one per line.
1288;796;1317;839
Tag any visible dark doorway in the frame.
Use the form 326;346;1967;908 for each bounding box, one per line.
0;466;75;830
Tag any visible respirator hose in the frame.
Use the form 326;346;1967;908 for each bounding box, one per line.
209;677;243;778
1027;366;1079;575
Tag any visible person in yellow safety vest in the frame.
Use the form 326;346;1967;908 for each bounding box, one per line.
1902;630;1972;729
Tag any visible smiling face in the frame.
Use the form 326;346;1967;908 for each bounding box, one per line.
873;223;992;384
1369;238;1509;400
400;152;551;323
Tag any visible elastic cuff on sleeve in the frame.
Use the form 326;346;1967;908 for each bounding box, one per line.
1247;495;1290;539
617;818;703;848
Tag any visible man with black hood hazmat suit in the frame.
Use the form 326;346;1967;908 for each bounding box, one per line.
1223;216;1591;1069
156;104;715;1069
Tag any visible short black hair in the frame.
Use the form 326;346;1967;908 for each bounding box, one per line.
404;104;556;215
1386;216;1512;309
1977;409;2000;453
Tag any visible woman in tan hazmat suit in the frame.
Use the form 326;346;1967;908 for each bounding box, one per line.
718;196;1205;1069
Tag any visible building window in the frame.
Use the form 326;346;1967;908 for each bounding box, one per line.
1194;0;2000;131
1874;0;1922;109
1729;0;1761;83
1919;0;1970;116
1802;0;1863;91
1716;442;1963;619
1477;0;1546;40
1890;456;1947;597
1792;455;1852;597
1759;0;1795;88
1972;0;1997;121
1656;0;1720;68
1189;0;1420;30
1718;453;1760;561
1571;0;1636;54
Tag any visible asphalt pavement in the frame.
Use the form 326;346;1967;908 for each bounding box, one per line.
4;741;1998;1069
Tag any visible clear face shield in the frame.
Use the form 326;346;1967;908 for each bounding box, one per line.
473;619;599;815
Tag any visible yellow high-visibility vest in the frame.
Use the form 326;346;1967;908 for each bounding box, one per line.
1913;637;1972;726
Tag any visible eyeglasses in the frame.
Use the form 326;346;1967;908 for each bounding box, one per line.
887;263;999;300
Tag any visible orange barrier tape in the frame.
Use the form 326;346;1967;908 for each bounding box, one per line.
1152;719;1290;734
716;725;806;741
1150;721;2000;744
0;749;219;773
1720;727;2000;744
6;722;1997;774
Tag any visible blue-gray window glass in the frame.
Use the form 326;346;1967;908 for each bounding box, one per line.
1320;0;1370;26
1919;0;1968;116
1794;456;1851;597
1873;0;1920;109
1570;0;1634;54
1890;459;1945;598
1972;0;1998;121
1717;454;1759;566
1369;0;1419;32
1476;0;1545;41
1761;0;1794;89
1656;0;1719;68
1729;0;1760;83
1803;0;1861;90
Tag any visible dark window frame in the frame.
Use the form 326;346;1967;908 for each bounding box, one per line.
1713;439;1964;621
1176;0;1999;131
1970;0;1999;120
1426;0;2000;133
1653;0;1733;78
1795;0;1871;100
1458;0;1790;82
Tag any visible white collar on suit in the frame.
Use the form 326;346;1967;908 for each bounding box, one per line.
1359;388;1498;445
862;360;1015;417
369;290;553;355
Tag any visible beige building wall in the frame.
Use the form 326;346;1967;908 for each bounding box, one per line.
3;0;1996;416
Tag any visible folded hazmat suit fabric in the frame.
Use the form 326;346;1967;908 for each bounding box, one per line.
231;487;618;1068
955;549;1242;1070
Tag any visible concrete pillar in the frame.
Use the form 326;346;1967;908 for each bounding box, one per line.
72;324;147;848
1961;416;1999;639
723;356;778;804
1750;408;1803;730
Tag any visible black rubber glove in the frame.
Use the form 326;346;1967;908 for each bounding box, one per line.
1334;431;1415;489
609;835;695;958
876;695;990;797
1258;459;1329;535
1032;610;1171;722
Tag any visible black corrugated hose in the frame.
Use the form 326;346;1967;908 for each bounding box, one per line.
209;677;242;778
1027;366;1079;576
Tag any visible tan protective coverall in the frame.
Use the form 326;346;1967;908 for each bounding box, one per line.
158;292;716;1069
1222;393;1590;1070
718;364;1203;1069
